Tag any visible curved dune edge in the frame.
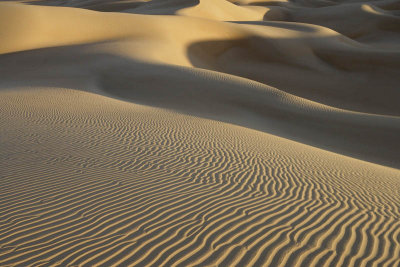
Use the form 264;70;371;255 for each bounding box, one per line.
1;0;400;266
1;88;400;267
0;2;399;168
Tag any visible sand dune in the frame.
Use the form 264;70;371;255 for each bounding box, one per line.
1;0;400;266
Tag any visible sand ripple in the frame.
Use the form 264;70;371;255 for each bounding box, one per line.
1;0;400;266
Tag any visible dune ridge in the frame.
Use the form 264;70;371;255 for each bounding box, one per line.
1;0;400;266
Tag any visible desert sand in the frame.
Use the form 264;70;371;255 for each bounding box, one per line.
0;0;400;266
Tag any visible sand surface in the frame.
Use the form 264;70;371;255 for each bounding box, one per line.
1;0;400;266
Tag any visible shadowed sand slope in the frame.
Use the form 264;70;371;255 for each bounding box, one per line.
1;0;400;266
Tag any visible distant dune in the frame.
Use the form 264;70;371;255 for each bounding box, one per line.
1;0;399;266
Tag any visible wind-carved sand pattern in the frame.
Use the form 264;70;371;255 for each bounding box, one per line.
1;0;400;266
1;90;400;266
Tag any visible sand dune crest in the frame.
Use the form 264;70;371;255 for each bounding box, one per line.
1;0;400;266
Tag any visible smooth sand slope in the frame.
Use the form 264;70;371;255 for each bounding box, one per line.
0;0;400;266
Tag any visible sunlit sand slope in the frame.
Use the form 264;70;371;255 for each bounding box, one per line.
1;0;400;266
1;89;400;267
1;2;399;167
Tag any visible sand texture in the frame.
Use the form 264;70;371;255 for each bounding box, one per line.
1;0;400;266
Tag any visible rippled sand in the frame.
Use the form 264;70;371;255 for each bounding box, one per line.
1;0;400;266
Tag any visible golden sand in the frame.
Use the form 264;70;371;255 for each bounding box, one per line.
1;1;399;266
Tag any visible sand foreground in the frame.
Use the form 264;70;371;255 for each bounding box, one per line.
1;0;400;266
